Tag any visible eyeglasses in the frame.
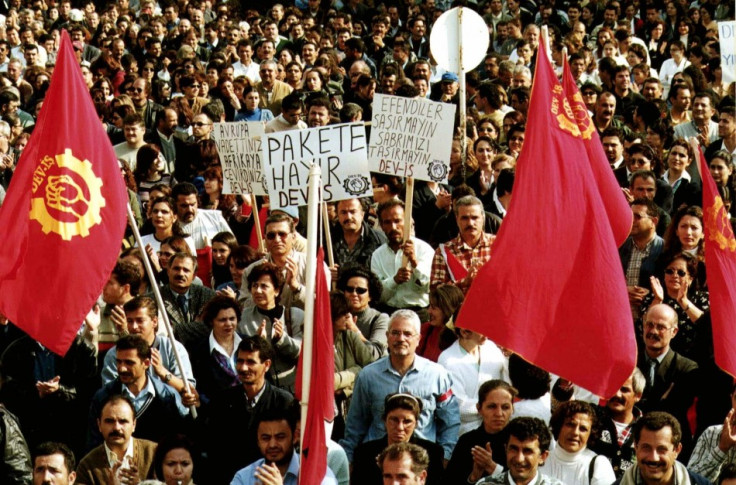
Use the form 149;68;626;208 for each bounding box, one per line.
343;285;368;295
644;321;673;332
128;87;144;93
266;230;290;240
389;329;417;338
189;84;201;88
191;121;211;127
582;91;596;96
664;268;688;277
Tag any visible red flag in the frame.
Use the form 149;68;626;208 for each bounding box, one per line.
456;40;636;398
0;31;127;355
196;246;212;287
440;244;469;282
296;248;334;484
561;56;632;246
698;149;736;377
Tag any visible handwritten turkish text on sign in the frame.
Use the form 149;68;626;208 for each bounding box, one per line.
719;22;735;84
263;123;372;208
211;121;266;195
368;94;456;183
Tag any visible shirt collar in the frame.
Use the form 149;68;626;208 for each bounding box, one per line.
104;438;134;468
121;374;156;400
286;450;300;479
209;331;242;360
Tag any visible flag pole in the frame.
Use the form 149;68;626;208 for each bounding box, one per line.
126;203;198;419
322;201;334;267
458;6;467;180
250;194;265;253
401;177;414;267
300;163;322;451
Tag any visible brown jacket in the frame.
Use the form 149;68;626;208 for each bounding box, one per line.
76;439;157;485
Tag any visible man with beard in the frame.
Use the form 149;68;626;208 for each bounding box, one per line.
371;200;434;320
171;182;232;250
206;336;293;484
329;198;387;279
340;310;459;462
636;305;698;459
86;336;188;451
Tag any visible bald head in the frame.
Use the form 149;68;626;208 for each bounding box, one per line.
643;304;678;358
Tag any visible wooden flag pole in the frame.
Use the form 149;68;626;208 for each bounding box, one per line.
250;194;265;254
402;177;415;267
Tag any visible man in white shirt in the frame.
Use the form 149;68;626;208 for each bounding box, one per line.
172;182;232;249
113;114;147;171
371;200;433;321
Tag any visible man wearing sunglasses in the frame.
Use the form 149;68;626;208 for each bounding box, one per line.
636;304;698;459
238;212;330;310
128;77;163;132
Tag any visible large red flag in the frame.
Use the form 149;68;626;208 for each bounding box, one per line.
456;40;636;398
0;31;127;355
561;56;632;245
296;248;334;484
698;149;736;378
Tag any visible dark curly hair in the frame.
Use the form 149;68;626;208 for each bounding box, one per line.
336;264;383;304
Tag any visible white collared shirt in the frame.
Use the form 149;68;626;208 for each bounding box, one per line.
208;331;242;371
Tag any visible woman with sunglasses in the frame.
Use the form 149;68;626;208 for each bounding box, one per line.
331;291;379;440
336;264;389;360
170;74;211;128
640;251;709;361
351;393;445;485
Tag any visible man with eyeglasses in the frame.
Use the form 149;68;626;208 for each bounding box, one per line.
238;212;330;310
128;77;163;132
636;304;698;458
340;309;459;463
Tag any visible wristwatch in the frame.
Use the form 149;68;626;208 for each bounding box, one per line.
164;373;172;383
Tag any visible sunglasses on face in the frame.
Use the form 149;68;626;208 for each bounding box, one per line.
343;285;368;295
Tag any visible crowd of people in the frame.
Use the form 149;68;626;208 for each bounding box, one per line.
0;0;735;483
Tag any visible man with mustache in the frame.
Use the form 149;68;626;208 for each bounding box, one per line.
589;368;646;478
329;198;387;280
636;304;698;459
76;395;157;485
206;335;293;484
86;335;189;451
157;252;216;351
430;195;496;293
615;411;711;485
171;182;232;251
371;200;434;321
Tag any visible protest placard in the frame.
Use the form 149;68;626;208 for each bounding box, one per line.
211;121;267;195
263;122;372;208
368;94;456;183
719;22;736;84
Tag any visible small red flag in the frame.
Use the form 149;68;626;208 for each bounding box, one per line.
440;244;469;282
561;56;632;246
698;148;736;378
456;40;637;398
296;248;334;484
0;31;127;355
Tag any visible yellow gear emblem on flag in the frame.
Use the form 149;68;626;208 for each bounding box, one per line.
550;85;595;140
705;196;736;252
29;149;106;240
